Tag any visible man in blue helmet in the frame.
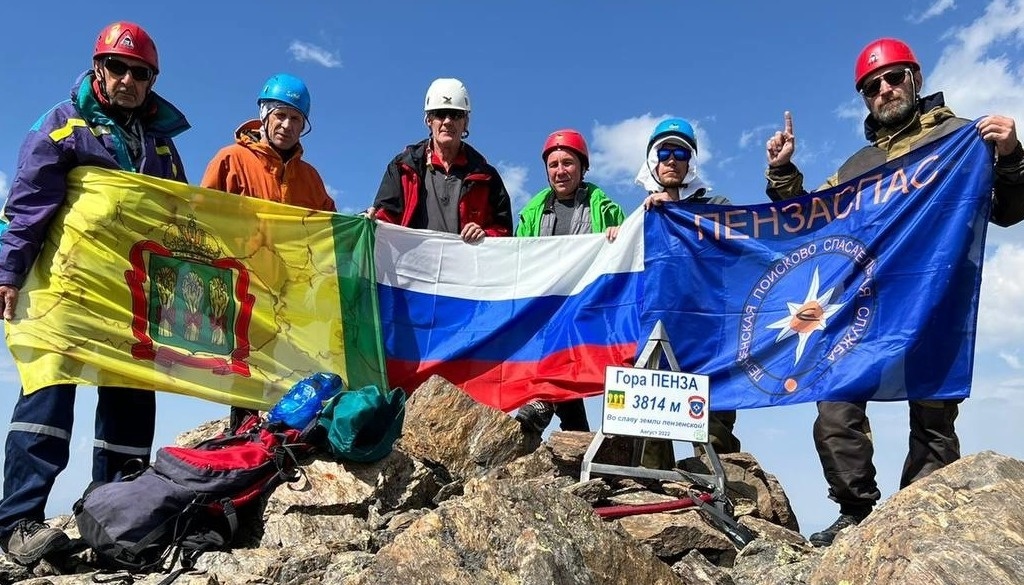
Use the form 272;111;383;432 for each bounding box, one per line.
636;118;741;457
202;73;335;212
201;73;335;429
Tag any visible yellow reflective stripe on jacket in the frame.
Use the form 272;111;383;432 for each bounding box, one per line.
156;146;171;155
48;118;89;142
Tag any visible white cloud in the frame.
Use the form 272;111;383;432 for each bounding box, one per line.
977;243;1024;349
588;115;715;189
927;0;1024;124
0;171;8;206
288;41;342;68
738;124;778;150
324;183;365;215
909;0;957;23
998;350;1023;369
495;162;530;212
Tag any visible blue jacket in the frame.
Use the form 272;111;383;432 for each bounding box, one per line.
0;71;189;287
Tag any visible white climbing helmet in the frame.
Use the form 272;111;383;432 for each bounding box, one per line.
424;78;471;112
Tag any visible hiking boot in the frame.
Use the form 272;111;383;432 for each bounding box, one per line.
2;519;71;566
515;400;554;434
809;513;866;547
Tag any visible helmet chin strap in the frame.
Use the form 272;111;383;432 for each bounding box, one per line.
909;72;920;110
889;70;922;131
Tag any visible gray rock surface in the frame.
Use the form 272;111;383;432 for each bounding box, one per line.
1;379;1021;585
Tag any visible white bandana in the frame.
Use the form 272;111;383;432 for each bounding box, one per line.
634;136;710;199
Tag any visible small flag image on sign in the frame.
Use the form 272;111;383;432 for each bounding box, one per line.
607;390;626;409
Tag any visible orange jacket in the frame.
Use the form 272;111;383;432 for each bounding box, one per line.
200;120;336;212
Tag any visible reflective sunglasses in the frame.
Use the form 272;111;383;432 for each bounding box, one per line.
102;56;154;81
429;109;467;121
657;147;693;162
860;68;910;98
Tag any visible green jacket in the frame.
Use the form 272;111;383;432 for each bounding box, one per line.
516;182;625;236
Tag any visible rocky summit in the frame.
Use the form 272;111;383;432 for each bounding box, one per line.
2;375;1022;585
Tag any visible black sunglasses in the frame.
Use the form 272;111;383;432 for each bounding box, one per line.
102;56;154;81
429;109;467;121
860;68;910;98
657;147;693;162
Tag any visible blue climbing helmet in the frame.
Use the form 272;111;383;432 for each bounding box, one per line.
648;118;697;153
258;73;311;119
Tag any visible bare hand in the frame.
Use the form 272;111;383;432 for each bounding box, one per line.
643;192;674;210
766;111;796;167
361;205;377;218
977;115;1020;157
461;222;486;243
0;286;19;320
605;226;620;242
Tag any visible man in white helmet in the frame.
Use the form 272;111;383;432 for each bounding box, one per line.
370;78;512;242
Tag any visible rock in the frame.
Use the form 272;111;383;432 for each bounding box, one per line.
672;549;736;584
677;452;799;532
810;451;1024;585
343;478;687;585
397;375;539;480
730;536;821;585
9;377;1024;585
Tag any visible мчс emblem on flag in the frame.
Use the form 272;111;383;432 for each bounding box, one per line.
735;236;876;397
125;216;255;376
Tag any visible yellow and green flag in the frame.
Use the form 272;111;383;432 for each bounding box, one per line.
5;167;387;409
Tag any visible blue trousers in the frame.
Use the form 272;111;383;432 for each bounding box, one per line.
0;384;155;540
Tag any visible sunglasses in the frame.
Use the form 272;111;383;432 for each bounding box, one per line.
429;109;467;121
102;57;154;81
860;68;910;98
657;147;693;162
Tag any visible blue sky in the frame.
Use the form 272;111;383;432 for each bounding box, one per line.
2;0;1024;537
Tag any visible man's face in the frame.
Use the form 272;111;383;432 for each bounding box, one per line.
264;107;305;151
426;109;468;148
861;65;918;127
546;149;583;198
94;55;154;109
656;141;692;188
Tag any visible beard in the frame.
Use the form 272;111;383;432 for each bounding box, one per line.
658;175;684;188
872;94;917;127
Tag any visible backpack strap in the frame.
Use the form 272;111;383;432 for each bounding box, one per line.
153;527;228;585
92;571;138;584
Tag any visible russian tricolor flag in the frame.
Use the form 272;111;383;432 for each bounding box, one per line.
375;212;645;411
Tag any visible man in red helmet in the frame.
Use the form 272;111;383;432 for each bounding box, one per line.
765;37;1024;547
513;129;625;433
0;21;188;566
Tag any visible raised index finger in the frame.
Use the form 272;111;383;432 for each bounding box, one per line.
784;111;794;136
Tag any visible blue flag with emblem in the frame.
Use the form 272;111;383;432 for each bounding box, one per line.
641;122;994;410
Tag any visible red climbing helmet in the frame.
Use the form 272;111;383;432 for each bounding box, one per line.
542;129;589;170
93;21;159;73
854;38;918;90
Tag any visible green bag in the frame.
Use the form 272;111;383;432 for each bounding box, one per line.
317;385;406;463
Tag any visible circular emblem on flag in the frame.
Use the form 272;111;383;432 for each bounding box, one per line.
735;236;877;396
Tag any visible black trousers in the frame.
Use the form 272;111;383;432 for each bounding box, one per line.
553;398;589;432
813;399;960;514
708;410;741;454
